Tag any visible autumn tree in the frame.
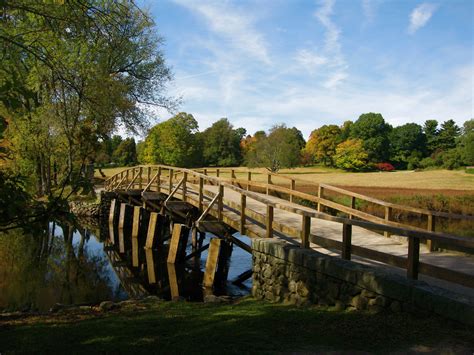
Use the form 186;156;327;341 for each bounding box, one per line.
333;139;369;171
305;125;341;166
350;113;392;162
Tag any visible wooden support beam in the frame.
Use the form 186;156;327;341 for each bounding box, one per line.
145;249;156;284
108;221;115;244
407;236;420;280
132;237;139;267
118;203;127;230
147;166;151;186
342;224;352;260
240;194;246;235
184;243;210;261
266;174;271;194
182;172;188;202
199;177;204;210
247;171;251;191
301;215;310;249
216;168;220;177
167;224;189;264
138;167;143;189
132;206;141;238
108;199;117;225
167;263;180;299
203;238;221;288
168;168;173;193
266;205;274;238
232;269;253;285
145;212;159;249
118;228;125;254
157;167;162;193
350;196;356;219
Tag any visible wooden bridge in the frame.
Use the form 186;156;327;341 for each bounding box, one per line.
104;165;474;295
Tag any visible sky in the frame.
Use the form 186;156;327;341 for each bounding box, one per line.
142;0;473;139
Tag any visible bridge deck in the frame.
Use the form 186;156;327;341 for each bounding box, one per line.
201;185;474;297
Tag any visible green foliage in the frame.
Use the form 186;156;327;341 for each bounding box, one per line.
0;172;31;227
437;119;461;151
142;113;201;167
245;125;304;172
112;138;137;166
305;125;341;166
423;119;439;155
458;119;474;166
389;123;426;169
350;113;392;162
333;139;369;171
200;118;245;166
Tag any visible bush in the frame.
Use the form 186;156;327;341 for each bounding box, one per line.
375;162;395;171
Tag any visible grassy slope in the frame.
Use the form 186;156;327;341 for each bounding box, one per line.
1;299;473;353
96;166;474;191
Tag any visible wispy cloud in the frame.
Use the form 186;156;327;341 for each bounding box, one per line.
172;0;271;64
408;3;438;34
294;49;328;74
313;0;348;88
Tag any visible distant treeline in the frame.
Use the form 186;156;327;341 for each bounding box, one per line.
105;112;472;172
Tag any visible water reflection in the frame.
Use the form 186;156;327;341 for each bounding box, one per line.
0;217;252;312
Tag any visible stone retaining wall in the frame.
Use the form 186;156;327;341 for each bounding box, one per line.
252;238;474;326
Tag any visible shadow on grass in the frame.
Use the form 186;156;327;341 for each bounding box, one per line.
1;298;473;353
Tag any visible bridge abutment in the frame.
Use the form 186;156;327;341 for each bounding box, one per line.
252;238;474;326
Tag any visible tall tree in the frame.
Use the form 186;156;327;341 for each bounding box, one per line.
305;125;341;166
389;123;426;169
437;119;461;151
112;138;137;166
333;139;369;171
423;119;439;155
200;118;246;166
142;113;201;167
245;125;303;172
350;113;392;162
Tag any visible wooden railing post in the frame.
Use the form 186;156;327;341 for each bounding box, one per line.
168;168;173;193
407;236;420;280
317;185;323;212
427;214;435;252
342;224;352;260
350;196;356;219
247;172;251;191
384;206;392;238
157;167;162;192
218;184;224;221
199;177;204;211
240;194;246;235
266;205;274;238
147;166;151;186
203;168;207;176
290;179;296;203
125;169;129;187
266;174;271;195
301;215;310;249
216;168;220;178
138;167;143;189
182;172;188;201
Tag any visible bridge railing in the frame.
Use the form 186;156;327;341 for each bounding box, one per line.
194;167;473;251
104;165;474;288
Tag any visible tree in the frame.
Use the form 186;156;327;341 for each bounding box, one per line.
112;138;137;166
200;118;246;166
142;113;201;167
1;1;177;198
437;119;461;151
458;119;474;166
305;125;341;166
245;125;303;172
389;123;426;169
350;113;392;162
333;139;369;171
423;120;439;155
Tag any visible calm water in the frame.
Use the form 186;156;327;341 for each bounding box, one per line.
0;219;252;312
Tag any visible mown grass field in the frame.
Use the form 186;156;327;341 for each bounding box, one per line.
96;165;474;191
1;298;473;353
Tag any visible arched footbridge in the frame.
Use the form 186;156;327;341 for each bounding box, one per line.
104;165;474;296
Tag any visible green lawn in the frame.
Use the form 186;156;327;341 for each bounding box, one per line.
1;298;473;353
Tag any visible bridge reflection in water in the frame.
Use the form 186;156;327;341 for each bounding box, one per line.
105;217;251;301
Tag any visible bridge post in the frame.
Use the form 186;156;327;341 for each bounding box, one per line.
301;215;310;249
350;196;356;219
427;214;435;252
199;177;204;210
157;166;162;192
384;206;392;238
240;194;246;235
167;223;189;264
218;184;224;221
290;179;296;203
247;171;251;191
266;205;273;238
168;168;173;193
147;166;151;186
131;206;141;238
182;172;188;202
138;167;143;189
266;174;271;194
145;248;156;284
216;168;220;177
317;185;323;212
342;223;352;260
407;236;420;280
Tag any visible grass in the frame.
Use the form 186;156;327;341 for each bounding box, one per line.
95;165;474;191
1;298;473;353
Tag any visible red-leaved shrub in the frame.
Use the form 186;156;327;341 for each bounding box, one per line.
375;162;395;171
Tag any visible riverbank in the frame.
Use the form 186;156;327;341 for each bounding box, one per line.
1;297;473;353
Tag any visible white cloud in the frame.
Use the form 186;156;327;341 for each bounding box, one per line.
172;0;271;64
313;0;348;88
408;3;438;34
294;49;328;74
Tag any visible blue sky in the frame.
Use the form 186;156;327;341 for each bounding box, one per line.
143;0;473;139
